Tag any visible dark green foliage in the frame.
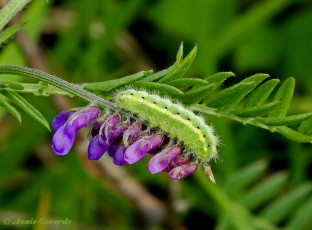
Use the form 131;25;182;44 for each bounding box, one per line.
0;23;25;45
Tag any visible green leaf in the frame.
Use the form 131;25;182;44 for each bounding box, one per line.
261;183;312;224
138;68;173;82
82;70;153;91
0;0;31;31
206;73;269;109
240;73;269;84
242;172;288;209
0;93;21;122
180;84;215;105
174;42;184;64
269;77;295;117
232;101;280;117
205;82;254;108
138;43;191;83
287;197;312;230
0;23;24;45
1;90;50;130
132;82;184;97
158;45;197;82
275;127;312;143
256;113;312;126
7;82;25;90
205;71;235;87
224;160;268;192
166;78;209;89
244;79;280;107
298;117;312;136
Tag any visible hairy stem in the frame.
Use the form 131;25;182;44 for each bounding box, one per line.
0;0;32;31
0;65;115;109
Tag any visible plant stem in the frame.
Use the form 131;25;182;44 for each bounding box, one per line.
0;65;115;109
0;0;32;31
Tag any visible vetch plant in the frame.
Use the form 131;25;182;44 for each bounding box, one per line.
1;43;312;183
1;0;312;183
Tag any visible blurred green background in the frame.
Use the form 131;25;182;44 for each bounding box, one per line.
0;0;312;229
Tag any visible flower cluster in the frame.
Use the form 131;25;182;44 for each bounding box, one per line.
51;105;200;179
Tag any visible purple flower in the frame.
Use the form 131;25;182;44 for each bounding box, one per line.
88;134;108;160
107;123;141;166
91;120;105;137
107;139;122;158
105;122;128;144
52;106;100;155
51;107;208;180
113;144;127;165
88;114;128;160
164;155;190;172
169;163;198;180
101;114;120;142
123;123;141;147
124;134;163;164
52;110;76;131
147;145;182;174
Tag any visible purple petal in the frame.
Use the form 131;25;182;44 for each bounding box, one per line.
124;141;148;164
147;146;181;174
145;135;163;149
124;134;163;164
88;134;108;160
123;123;141;147
106;122;128;143
91;120;105;137
133;132;149;142
107;140;119;157
68;106;100;131
169;163;198;180
51;106;100;155
113;145;127;166
163;155;190;172
148;147;162;155
103;114;120;139
52;110;76;131
173;155;190;167
52;125;76;155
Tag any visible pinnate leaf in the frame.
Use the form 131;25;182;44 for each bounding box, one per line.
298;117;312;136
158;45;197;82
0;93;21;122
205;71;235;87
180;84;215;105
166;78;208;89
244;79;280;107
261;183;312;224
275;126;312;143
133;82;183;97
269;77;295;117
1;90;50;130
232;101;280;117
287;197;312;230
205;82;254;108
256;113;312;126
174;42;184;64
224;160;268;191
0;23;24;45
243;172;287;209
211;73;269;110
82;70;152;91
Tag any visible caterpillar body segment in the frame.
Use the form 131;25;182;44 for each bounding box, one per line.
114;89;218;163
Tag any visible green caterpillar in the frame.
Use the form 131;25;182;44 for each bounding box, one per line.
114;89;218;163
